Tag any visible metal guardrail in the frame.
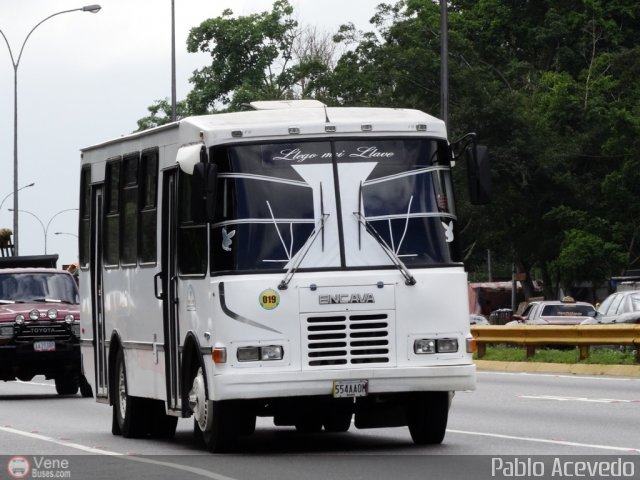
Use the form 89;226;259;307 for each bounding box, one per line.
470;324;640;362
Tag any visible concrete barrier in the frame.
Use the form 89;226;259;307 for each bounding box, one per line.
470;324;640;361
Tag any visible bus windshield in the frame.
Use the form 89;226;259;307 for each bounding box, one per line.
210;138;459;273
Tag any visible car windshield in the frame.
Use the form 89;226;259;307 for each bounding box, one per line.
0;272;79;304
209;138;459;273
541;304;594;317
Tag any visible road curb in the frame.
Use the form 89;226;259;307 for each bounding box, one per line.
475;360;640;377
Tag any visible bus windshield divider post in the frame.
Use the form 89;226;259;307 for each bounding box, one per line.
353;212;416;286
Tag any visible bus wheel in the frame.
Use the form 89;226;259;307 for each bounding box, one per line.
323;411;352;433
295;414;323;433
149;400;178;439
406;391;449;445
323;399;352;433
79;375;93;398
113;349;146;438
55;375;79;396
189;367;235;452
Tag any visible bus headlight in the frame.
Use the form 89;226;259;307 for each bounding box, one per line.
414;338;458;354
237;345;284;362
414;339;436;354
437;338;459;353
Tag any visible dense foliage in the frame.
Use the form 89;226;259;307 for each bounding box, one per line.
137;0;640;300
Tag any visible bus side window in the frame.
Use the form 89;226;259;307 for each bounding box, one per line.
139;148;159;265
178;171;208;276
104;157;122;267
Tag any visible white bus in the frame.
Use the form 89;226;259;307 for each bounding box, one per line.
79;100;490;451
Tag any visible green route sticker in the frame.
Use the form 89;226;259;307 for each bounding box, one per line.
259;288;280;310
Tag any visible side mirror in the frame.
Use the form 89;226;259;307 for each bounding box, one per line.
192;161;218;223
465;144;491;205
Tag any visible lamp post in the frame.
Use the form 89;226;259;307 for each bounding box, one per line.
8;208;78;254
0;4;101;255
439;0;448;129
171;0;177;121
0;182;34;215
54;232;79;239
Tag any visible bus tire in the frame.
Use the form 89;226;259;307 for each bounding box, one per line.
113;349;146;438
201;400;237;453
189;367;236;452
55;375;79;396
79;375;93;398
295;414;323;433
323;399;353;433
149;400;178;439
406;391;449;445
323;411;352;433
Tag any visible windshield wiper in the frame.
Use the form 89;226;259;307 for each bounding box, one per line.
353;212;416;286
278;213;329;290
32;298;74;304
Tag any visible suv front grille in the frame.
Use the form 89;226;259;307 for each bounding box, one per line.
304;312;393;367
16;322;72;341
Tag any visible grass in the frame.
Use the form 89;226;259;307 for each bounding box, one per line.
476;345;639;365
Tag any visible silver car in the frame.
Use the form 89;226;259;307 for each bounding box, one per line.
582;290;640;325
508;297;596;325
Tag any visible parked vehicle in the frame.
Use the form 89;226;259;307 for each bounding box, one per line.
581;290;640;325
469;314;490;325
0;254;91;396
507;297;596;325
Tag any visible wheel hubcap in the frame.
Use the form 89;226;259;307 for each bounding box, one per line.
118;362;127;415
189;368;208;431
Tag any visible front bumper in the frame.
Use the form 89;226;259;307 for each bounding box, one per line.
210;363;476;401
0;341;81;381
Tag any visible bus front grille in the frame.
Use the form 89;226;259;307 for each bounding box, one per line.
303;312;393;367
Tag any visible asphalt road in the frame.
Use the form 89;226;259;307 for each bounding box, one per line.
0;371;638;479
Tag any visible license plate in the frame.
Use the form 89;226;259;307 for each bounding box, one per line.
34;341;55;352
333;379;368;398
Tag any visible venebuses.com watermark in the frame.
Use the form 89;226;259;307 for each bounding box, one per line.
7;456;71;479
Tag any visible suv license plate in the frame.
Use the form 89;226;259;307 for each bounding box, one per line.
333;379;368;398
34;341;55;352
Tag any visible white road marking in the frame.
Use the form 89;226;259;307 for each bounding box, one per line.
478;370;639;382
0;426;238;480
518;394;639;403
448;429;640;453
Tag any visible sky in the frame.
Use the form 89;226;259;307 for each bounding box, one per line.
0;0;383;266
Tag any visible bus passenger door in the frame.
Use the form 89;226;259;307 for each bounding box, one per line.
91;186;108;400
160;169;181;412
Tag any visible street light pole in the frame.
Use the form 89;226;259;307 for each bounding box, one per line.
9;209;45;253
0;182;35;214
440;0;449;129
54;232;79;239
8;208;78;254
171;0;177;121
0;4;101;255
